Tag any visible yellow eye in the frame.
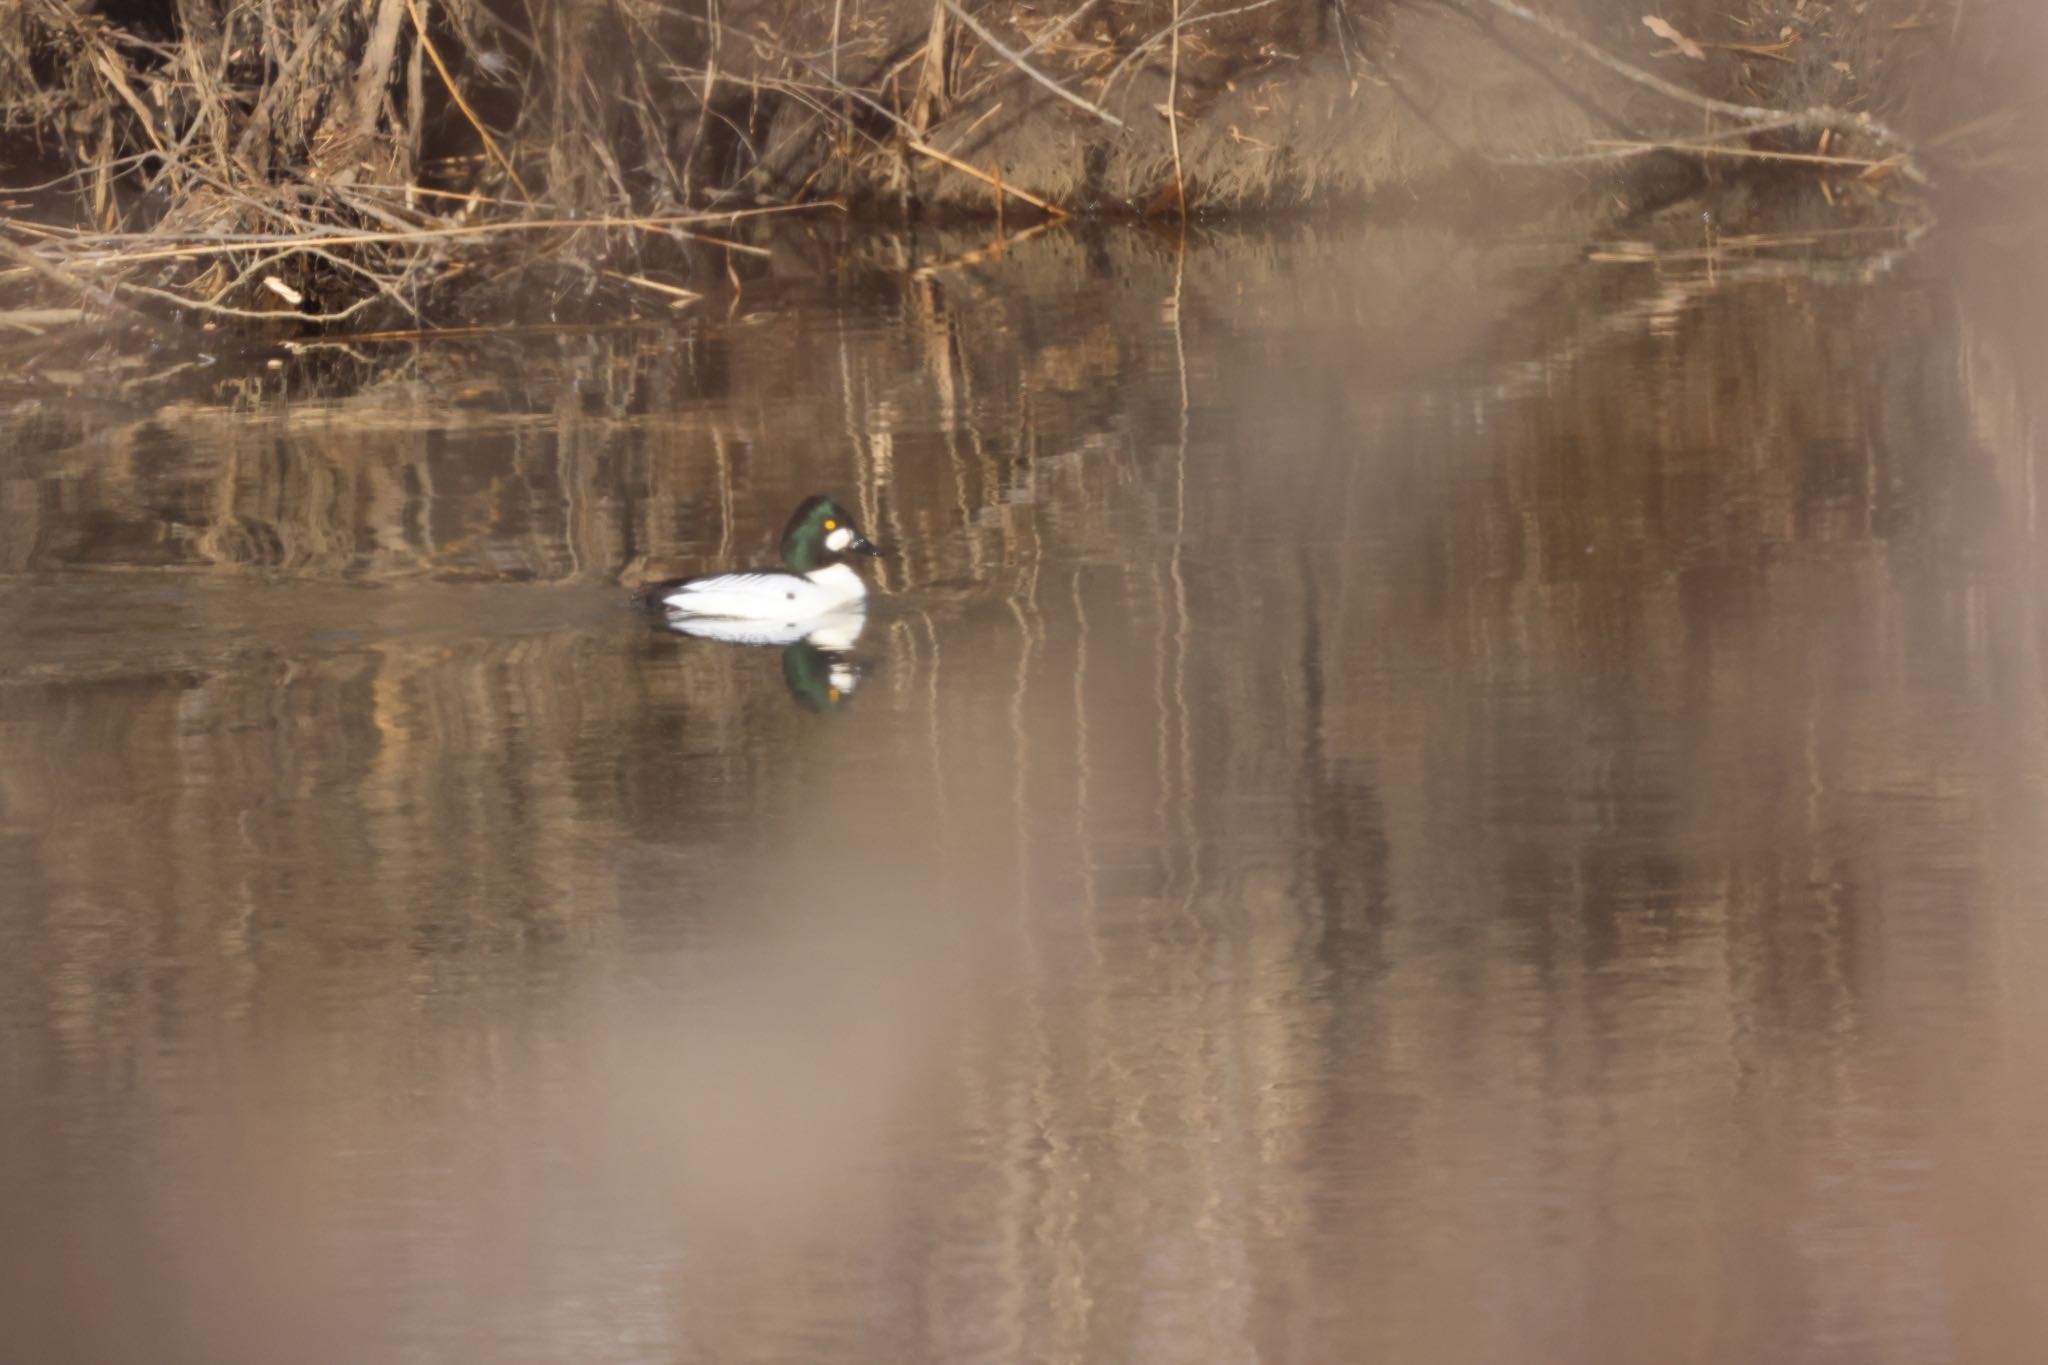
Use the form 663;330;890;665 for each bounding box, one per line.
823;519;837;530
828;687;841;702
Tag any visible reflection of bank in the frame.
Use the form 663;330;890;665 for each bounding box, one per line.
659;608;868;714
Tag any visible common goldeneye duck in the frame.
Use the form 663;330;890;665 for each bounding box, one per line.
659;608;869;710
638;494;881;621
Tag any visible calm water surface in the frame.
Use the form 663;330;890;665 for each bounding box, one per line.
3;223;2047;1364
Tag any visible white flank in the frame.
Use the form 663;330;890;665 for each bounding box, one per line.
660;564;866;621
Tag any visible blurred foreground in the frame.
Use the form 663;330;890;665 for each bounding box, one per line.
3;220;2048;1363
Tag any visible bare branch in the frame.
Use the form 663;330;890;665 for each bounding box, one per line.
1466;0;1928;184
941;0;1124;129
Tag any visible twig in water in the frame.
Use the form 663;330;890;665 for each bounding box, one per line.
909;141;1069;217
603;270;703;308
1588;140;1901;172
1487;114;1806;167
912;218;1063;279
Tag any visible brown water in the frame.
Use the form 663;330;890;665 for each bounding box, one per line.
4;221;2047;1365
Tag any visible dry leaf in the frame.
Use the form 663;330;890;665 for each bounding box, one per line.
1643;15;1707;61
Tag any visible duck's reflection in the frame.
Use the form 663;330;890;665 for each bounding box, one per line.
659;607;869;713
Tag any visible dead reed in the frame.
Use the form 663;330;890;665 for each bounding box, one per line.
0;0;851;334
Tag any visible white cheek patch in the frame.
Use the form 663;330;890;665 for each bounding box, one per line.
824;526;854;552
829;664;859;692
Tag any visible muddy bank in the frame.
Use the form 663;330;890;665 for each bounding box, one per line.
780;0;1990;216
0;0;2035;332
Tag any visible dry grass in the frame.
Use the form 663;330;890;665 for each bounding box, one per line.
0;0;849;332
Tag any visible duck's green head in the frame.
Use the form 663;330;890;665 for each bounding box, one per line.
780;494;879;573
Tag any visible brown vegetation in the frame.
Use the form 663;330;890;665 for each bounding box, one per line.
0;0;2032;335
